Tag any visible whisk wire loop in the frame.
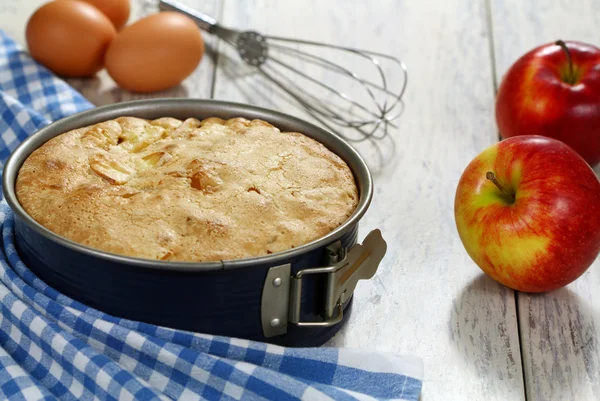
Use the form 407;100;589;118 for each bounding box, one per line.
157;0;407;143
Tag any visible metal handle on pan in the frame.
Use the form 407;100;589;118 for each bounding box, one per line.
261;229;387;338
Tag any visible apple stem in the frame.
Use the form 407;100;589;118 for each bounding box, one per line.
555;39;575;84
486;172;515;202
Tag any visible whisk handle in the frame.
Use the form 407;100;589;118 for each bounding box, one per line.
158;0;217;32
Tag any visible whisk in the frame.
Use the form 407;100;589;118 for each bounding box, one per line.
157;0;408;143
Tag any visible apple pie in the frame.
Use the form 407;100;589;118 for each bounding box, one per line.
15;116;359;262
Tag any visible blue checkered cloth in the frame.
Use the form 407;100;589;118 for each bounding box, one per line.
0;29;423;400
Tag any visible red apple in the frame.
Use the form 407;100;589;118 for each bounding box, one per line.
496;40;600;167
454;135;600;293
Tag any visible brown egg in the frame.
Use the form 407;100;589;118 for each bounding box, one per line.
105;12;205;93
80;0;130;30
26;0;117;77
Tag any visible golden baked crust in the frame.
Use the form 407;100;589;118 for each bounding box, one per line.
16;116;359;262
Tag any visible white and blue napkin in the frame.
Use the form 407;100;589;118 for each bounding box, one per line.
0;29;423;401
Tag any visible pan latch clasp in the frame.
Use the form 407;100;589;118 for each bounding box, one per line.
261;229;387;338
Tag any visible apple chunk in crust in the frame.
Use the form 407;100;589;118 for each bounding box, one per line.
454;135;600;293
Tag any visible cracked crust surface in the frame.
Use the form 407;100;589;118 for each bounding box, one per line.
15;116;359;262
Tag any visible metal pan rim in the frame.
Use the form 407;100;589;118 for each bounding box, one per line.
2;98;373;272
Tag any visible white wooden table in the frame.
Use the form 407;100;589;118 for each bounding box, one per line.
2;1;600;400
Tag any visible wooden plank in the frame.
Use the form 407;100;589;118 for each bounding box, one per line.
490;0;600;399
0;0;221;105
212;1;524;399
